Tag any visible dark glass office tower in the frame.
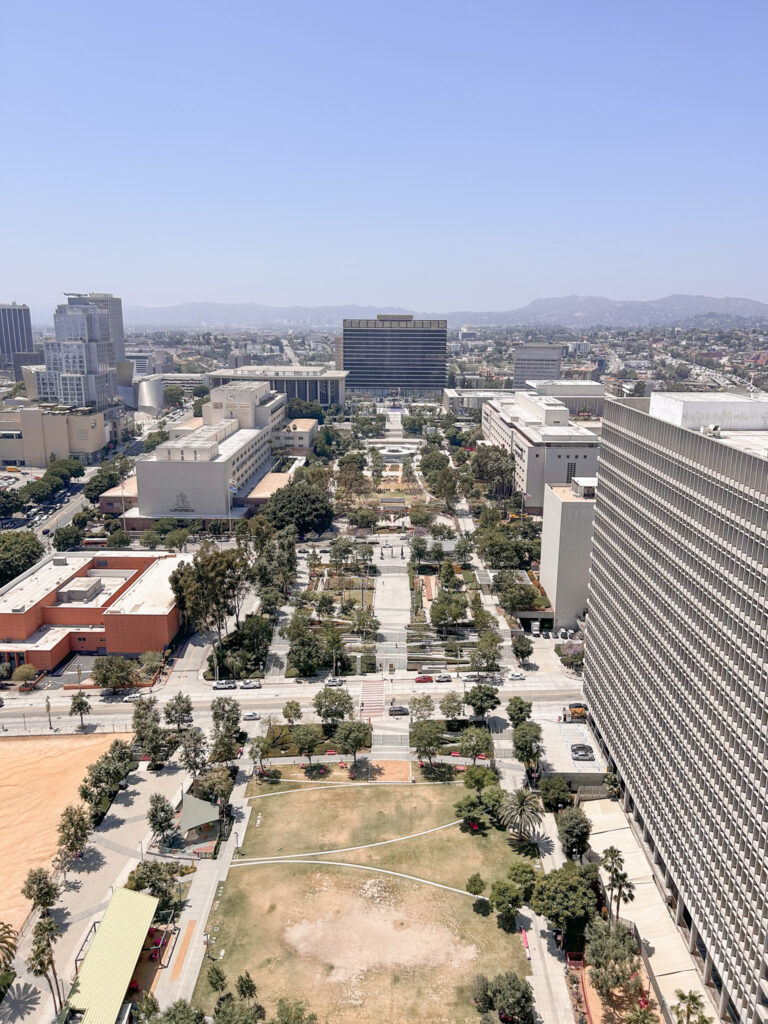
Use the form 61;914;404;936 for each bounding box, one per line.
341;314;446;395
0;303;34;364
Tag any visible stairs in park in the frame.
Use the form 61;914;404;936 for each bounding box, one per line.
359;678;386;718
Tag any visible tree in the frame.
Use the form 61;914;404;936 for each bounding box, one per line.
512;721;544;770
489;879;524;923
165;692;193;732
108;528;132;548
466;873;486;896
164;384;185;408
126;860;180;907
199;764;235;815
603;772;622;799
269;998;319;1024
455;535;474;563
249;735;271;771
334;720;370;763
180;727;208;782
671;990;713;1024
463;765;497;792
26;927;60;1012
507;861;537;903
32;915;62;1005
209;729;239;764
133;695;162;746
506;696;532;729
58;804;91;858
236;970;258;1003
291;724;323;764
531;867;596;947
352;606;379;641
69;691;91;730
539;776;573;812
602;845;624;928
409;693;435;722
512;633;534;662
212;696;241;737
134;992;161;1023
91;654;137;690
411;719;444;765
282;700;302;726
471;972;535;1024
458;725;494;763
469;630;501;673
612;870;636;921
0;530;44;587
207;962;228;998
12;663;37;682
312;686;353;724
439;690;463;722
54;524;83;551
499;789;543;841
624;1008;658;1024
0;920;18;972
465;683;500;720
584;918;640;1000
157;1000;206;1024
170;545;237;671
165;528;189;551
285;612;322;676
141;529;161;549
21;867;61;915
148;793;176;844
557;806;592;860
409;536;428;571
263;481;333;534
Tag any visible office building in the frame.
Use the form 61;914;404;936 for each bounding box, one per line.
584;392;768;1024
64;292;125;363
512;343;562;388
208;365;347;408
0;406;111;467
134;381;287;519
539;477;596;629
0;303;33;365
443;380;604;417
0;551;190;672
29;302;118;412
340;314;446;395
481;392;600;512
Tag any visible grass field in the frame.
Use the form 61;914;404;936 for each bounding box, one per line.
193;780;533;1023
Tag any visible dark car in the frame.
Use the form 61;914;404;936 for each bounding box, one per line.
389;705;409;716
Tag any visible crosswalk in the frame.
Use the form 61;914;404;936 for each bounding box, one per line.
359;678;386;717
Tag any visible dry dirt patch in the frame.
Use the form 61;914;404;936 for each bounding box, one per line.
0;733;131;930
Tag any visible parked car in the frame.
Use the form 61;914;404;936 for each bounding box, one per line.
239;679;262;689
509;671;526;681
213;680;237;690
243;711;261;721
436;672;452;682
463;673;480;683
389;705;409;716
122;692;142;702
571;743;595;761
541;630;550;638
415;674;433;683
325;677;343;687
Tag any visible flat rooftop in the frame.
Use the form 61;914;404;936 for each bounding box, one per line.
246;472;292;500
0;555;94;613
0;624;104;652
647;392;768;460
106;553;192;616
213;364;347;379
99;475;138;500
286;418;317;430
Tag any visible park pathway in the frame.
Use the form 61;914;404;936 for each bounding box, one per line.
374;537;411;673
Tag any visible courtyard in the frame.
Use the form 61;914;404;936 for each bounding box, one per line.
191;774;534;1023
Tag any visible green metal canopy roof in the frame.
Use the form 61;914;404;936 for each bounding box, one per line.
67;887;158;1024
178;791;220;833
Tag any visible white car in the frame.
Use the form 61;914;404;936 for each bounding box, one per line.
243;711;260;721
325;677;343;687
509;672;526;681
239;680;262;689
436;672;452;683
122;692;142;702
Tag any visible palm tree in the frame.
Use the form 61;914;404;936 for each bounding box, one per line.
624;1005;657;1024
671;989;712;1024
26;936;60;1012
498;789;544;841
69;692;91;730
613;871;636;921
601;845;624;929
32;917;62;1005
0;921;18;971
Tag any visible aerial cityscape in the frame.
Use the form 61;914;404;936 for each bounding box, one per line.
2;3;767;1024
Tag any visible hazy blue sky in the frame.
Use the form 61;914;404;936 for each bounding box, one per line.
3;0;767;315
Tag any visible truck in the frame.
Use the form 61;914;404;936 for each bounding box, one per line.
531;621;541;637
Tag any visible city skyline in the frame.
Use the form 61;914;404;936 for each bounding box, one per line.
3;0;767;312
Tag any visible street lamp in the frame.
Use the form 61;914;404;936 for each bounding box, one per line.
45;696;52;731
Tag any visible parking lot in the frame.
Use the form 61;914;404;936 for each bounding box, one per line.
539;716;606;774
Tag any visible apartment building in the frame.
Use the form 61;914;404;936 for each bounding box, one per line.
539;476;596;629
481;392;600;512
512;343;562;388
0;551;189;672
134;381;287;519
208;365;347;407
340;315;446;395
584;392;768;1024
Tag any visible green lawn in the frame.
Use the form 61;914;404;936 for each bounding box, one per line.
193;781;534;1024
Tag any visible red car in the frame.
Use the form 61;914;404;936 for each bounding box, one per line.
415;674;434;683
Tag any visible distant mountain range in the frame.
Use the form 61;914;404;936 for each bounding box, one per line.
120;294;768;330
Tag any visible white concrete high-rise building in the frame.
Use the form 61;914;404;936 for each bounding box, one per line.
584;392;768;1024
32;303;118;411
539;476;596;629
512;343;562;388
64;292;125;363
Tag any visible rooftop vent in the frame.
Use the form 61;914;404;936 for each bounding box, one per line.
53;556;68;565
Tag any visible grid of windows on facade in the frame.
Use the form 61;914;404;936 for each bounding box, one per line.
583;398;768;1024
342;316;447;395
0;304;33;362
